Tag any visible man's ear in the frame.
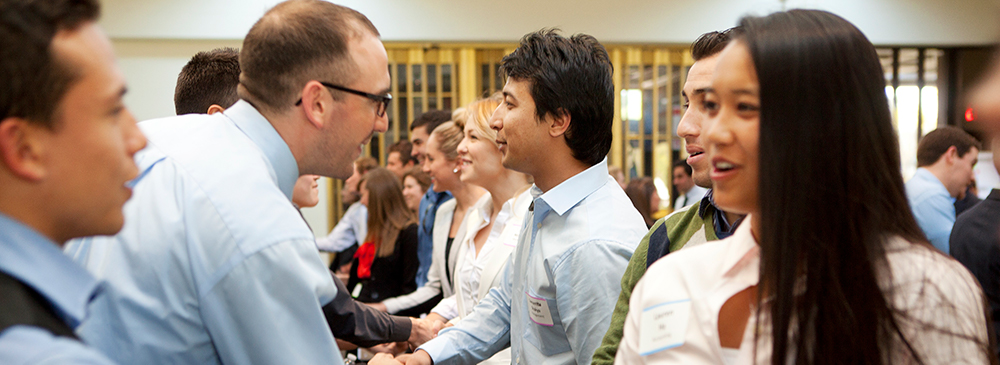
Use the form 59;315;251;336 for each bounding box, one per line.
0;118;47;181
944;145;959;165
300;81;331;129
206;104;226;115
547;108;572;138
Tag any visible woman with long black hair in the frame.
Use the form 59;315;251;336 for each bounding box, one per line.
615;9;995;364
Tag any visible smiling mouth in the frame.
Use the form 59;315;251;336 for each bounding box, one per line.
714;161;735;171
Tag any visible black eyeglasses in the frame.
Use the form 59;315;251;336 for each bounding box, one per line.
295;81;392;117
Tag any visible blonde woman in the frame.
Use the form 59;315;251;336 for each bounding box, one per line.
373;121;486;316
427;94;532;364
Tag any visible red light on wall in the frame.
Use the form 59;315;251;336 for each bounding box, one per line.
965;107;975;122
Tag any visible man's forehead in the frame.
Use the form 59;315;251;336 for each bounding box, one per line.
684;56;720;92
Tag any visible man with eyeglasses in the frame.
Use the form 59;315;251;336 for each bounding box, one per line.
63;1;409;364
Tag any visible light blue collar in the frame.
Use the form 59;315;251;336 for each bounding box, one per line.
0;213;101;328
223;100;299;200
531;158;610;222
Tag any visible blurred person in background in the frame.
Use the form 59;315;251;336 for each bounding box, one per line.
387;140;417;179
625;177;659;228
408;110;455;287
348;168;420;312
402;167;432;213
905;126;980;254
672;159;707;210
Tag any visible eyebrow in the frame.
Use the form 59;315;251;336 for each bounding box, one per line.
502;91;517;103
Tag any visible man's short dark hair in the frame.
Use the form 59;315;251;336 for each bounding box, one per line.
174;48;240;115
673;159;692;176
499;29;614;166
409;109;452;133
388;140;415;165
691;27;740;61
238;0;378;113
1;0;100;128
916;126;981;166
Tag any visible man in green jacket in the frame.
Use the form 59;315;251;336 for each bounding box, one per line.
592;28;745;364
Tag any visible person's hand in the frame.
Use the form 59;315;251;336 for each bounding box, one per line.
407;317;443;348
369;352;404;365
403;349;434;365
367;302;388;312
424;312;448;326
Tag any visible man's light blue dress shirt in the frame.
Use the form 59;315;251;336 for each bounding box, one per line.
418;159;648;365
417;188;452;287
905;167;957;253
316;202;367;252
0;213;116;365
64;101;341;365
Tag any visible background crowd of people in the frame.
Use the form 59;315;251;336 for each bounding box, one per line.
2;0;1000;364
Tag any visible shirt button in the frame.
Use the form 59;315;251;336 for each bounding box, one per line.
536;223;541;229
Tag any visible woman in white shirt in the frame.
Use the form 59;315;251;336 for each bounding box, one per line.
374;121;485;316
616;9;995;365
424;94;532;364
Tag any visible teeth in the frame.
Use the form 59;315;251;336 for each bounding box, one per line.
690;151;703;156
716;162;735;170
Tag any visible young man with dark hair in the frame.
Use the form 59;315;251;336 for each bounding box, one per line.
409;109;453;164
672;159;707;210
65;1;434;364
174;47;241;115
386;139;416;178
591;28;742;365
408;109;454;287
905;126;981;253
379;29;649;365
0;0;147;362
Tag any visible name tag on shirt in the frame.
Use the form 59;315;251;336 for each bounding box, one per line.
351;283;363;298
639;299;691;356
525;292;554;326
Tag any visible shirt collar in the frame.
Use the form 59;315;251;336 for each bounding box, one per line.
223;100;299;200
531;158;611;217
912;167;954;202
0;213;101;328
720;215;760;280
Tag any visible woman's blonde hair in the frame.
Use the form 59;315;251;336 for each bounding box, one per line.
362;168;416;257
430;121;463;161
463;92;503;148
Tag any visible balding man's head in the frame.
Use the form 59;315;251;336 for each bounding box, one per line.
238;0;378;114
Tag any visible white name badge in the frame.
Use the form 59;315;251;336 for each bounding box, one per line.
525;292;554;326
351;283;363;298
639;299;691;356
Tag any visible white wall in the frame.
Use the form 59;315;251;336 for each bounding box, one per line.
101;0;1000;45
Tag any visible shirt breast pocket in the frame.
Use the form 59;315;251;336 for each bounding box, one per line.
522;290;572;356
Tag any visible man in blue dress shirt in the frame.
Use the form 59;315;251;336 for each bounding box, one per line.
0;0;147;363
409;110;454;287
905;126;980;254
376;29;649;365
63;1;398;364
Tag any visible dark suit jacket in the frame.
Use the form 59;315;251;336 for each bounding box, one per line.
348;224;419;307
950;188;1000;358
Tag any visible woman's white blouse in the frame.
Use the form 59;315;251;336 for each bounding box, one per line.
430;190;531;320
615;215;990;364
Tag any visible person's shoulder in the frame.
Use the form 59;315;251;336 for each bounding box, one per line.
645;234;735;278
0;326;115;365
884;238;980;297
